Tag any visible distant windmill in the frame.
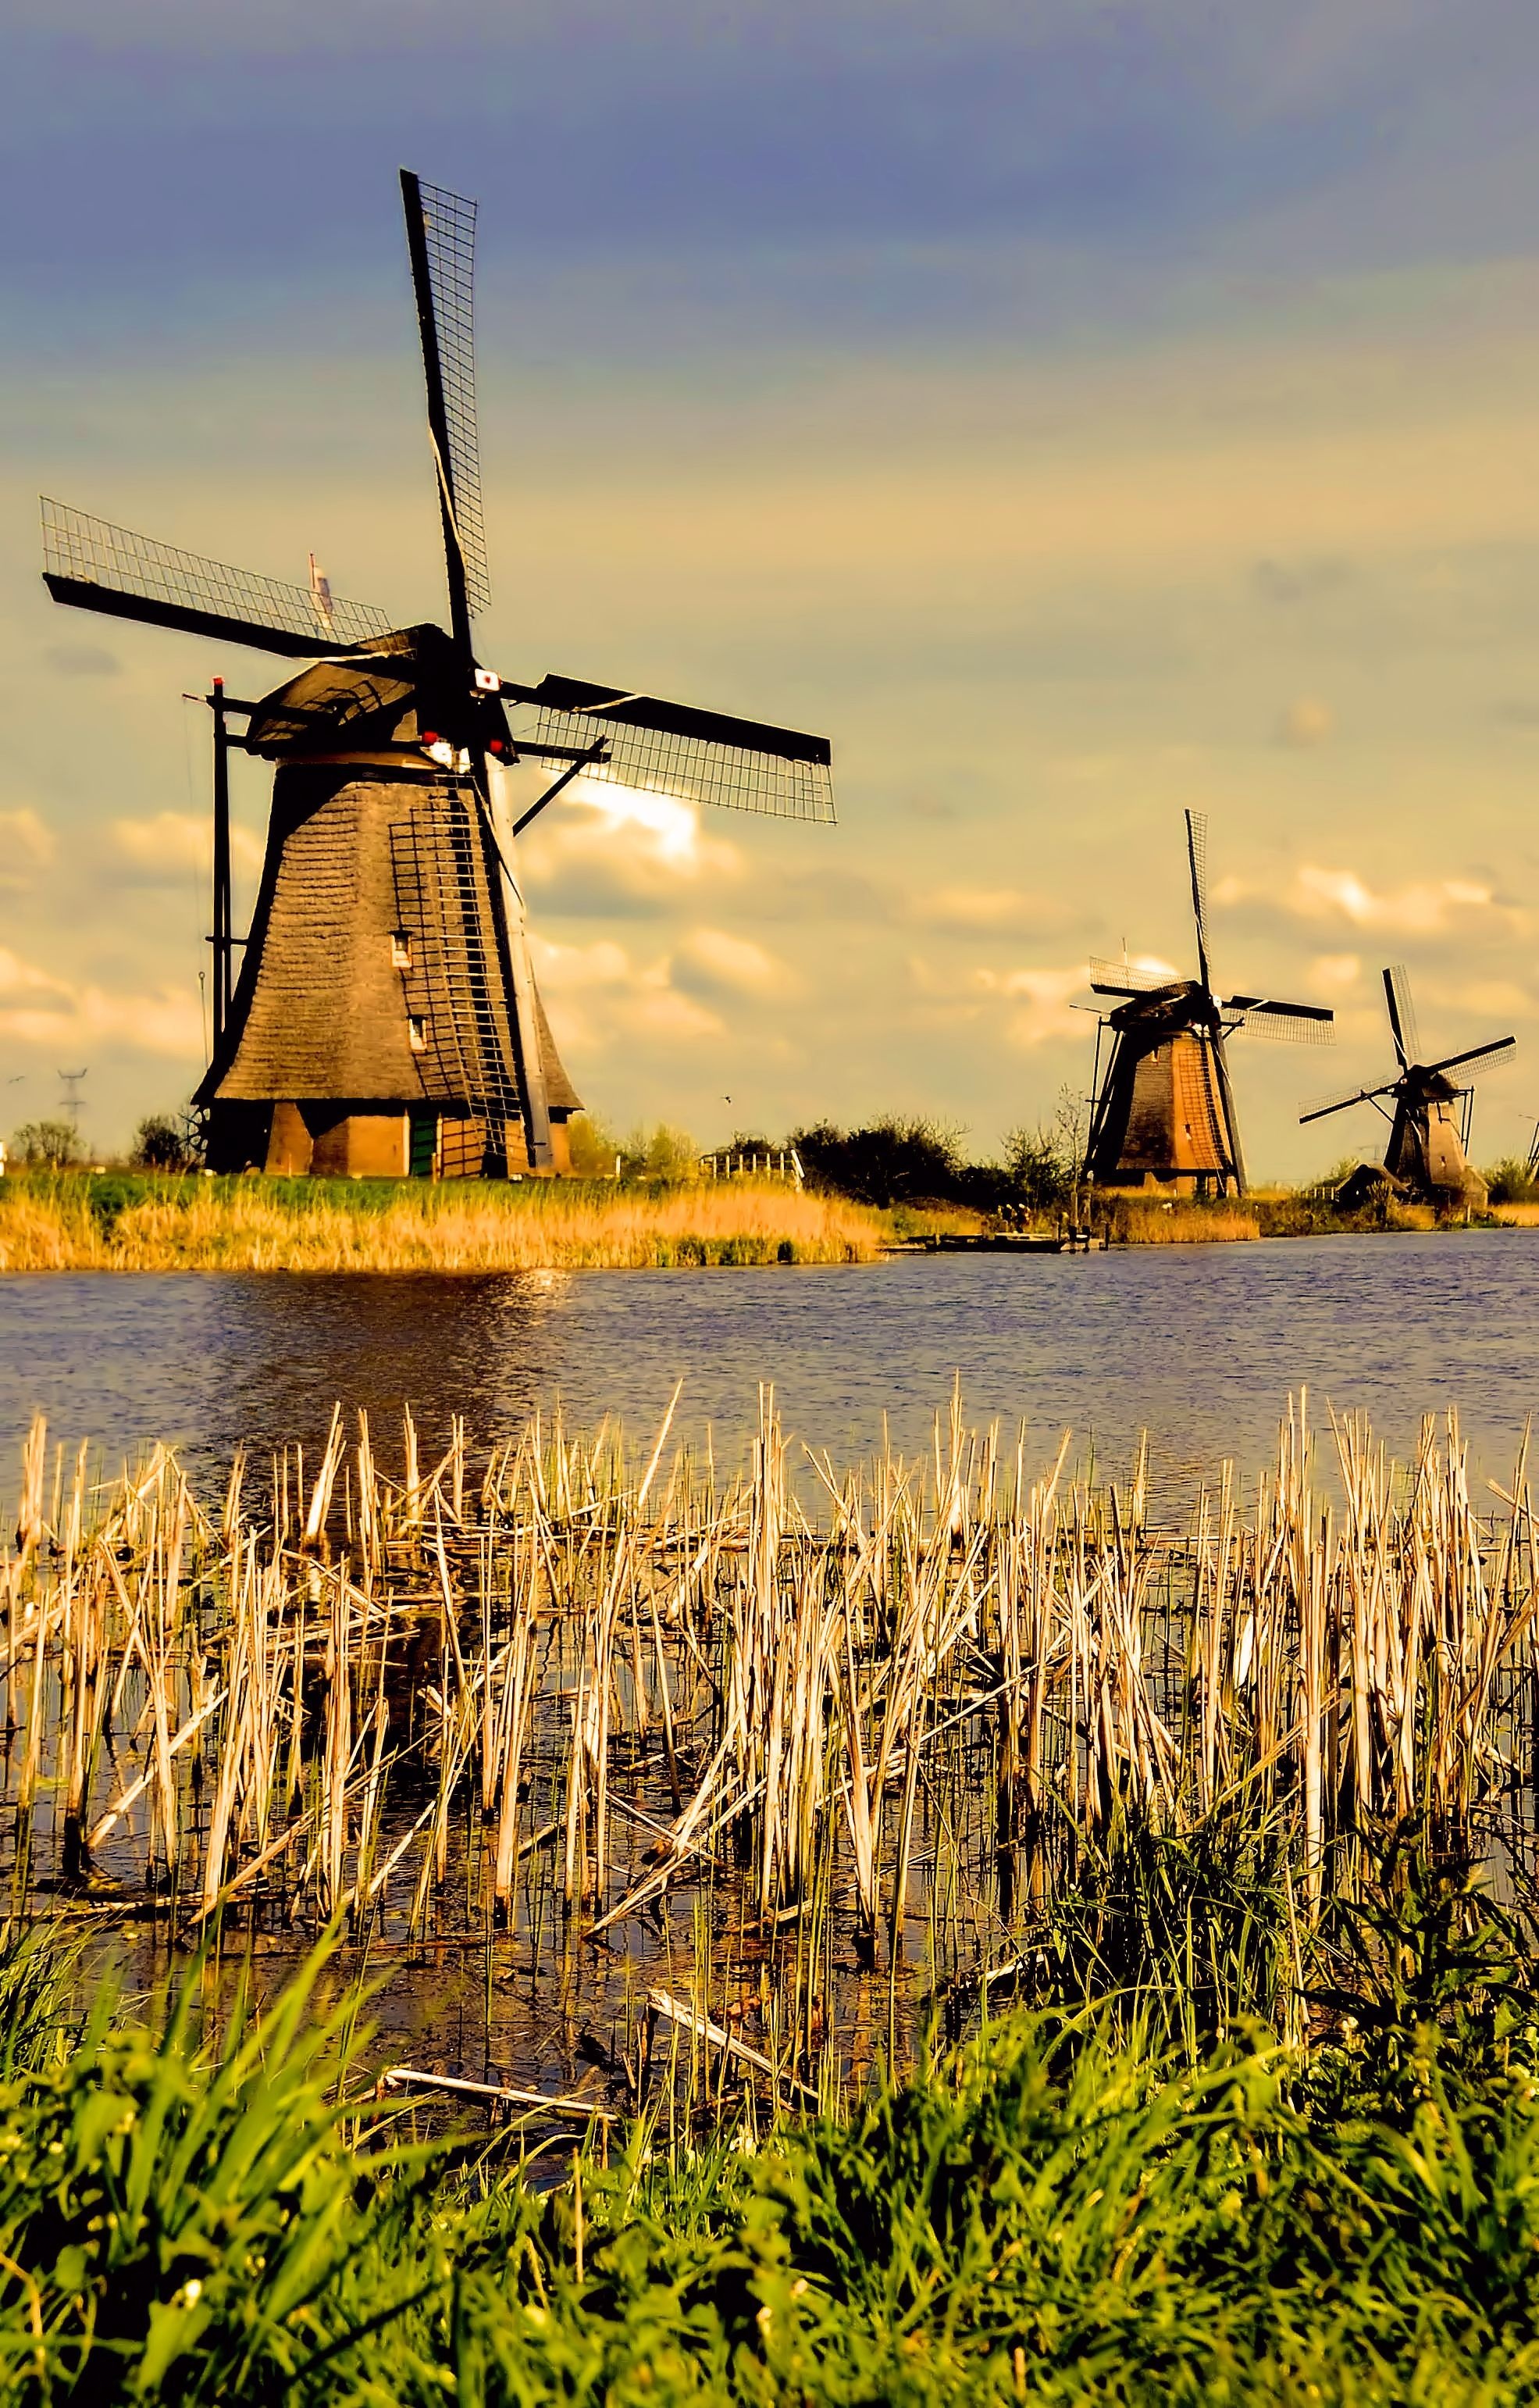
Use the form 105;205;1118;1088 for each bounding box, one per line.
1300;966;1515;1210
1084;813;1334;1197
41;173;834;1181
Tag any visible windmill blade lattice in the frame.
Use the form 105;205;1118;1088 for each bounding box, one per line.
1299;1077;1394;1125
504;677;835;823
1231;1002;1337;1047
1185;808;1212;991
41;498;393;658
1384;964;1421;1068
1088;956;1175;994
402;175;491;620
1425;1034;1519;1083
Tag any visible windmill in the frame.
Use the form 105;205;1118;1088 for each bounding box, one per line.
1299;966;1515;1210
41;173;834;1180
1084;812;1334;1197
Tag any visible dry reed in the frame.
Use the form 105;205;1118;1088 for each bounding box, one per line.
5;1386;1536;2121
1095;1194;1260;1243
0;1173;884;1272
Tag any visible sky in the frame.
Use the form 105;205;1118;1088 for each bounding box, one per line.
5;0;1539;1174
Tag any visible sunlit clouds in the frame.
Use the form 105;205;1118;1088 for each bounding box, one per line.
112;812;263;879
9;3;1539;1165
1288;866;1513;937
0;945;203;1059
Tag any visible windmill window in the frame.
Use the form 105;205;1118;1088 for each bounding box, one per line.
390;929;412;969
408;1015;428;1054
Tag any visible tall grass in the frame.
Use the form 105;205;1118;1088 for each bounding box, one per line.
5;1882;1539;2401
5;1386;1539;2128
8;1390;1539;2390
0;1171;885;1272
1092;1193;1259;1243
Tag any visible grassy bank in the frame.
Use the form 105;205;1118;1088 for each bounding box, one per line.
8;1862;1539;2402
0;1171;885;1272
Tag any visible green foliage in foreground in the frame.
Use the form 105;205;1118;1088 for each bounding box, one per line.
5;1897;1539;2405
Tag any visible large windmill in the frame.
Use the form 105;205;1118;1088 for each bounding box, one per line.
1084;813;1334;1197
1299;966;1515;1210
41;173;834;1180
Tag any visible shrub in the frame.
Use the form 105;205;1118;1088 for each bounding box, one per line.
790;1116;965;1208
618;1122;700;1183
564;1113;622;1179
131;1114;193;1172
9;1118;83;1168
1484;1156;1537;1205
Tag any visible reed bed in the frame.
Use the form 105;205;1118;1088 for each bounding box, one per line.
5;1388;1539;2139
0;1172;885;1272
1094;1193;1260;1243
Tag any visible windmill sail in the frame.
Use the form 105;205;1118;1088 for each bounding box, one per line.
1384;964;1420;1068
401;172;489;649
1088;955;1177;996
1185;810;1212;995
504;675;835;823
1226;996;1336;1045
41;499;392;658
1423;1035;1518;1082
1299;965;1513;1207
1085;817;1332;1197
40;167;835;1183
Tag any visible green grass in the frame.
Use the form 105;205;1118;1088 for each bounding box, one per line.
7;1848;1539;2405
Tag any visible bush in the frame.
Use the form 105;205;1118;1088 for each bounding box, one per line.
9;1118;83;1168
564;1113;622;1179
792;1094;1085;1218
618;1122;700;1183
790;1116;966;1208
1484;1156;1537;1205
131;1114;193;1172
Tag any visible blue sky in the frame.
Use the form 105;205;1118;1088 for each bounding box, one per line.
5;0;1539;1171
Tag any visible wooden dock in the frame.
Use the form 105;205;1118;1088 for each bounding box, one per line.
885;1229;1103;1257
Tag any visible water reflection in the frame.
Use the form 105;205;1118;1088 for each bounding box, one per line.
2;1232;1539;1511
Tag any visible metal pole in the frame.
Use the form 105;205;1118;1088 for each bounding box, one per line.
211;679;230;1050
483;756;554;1172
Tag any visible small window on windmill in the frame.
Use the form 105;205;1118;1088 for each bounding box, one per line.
390;928;412;969
407;1015;427;1054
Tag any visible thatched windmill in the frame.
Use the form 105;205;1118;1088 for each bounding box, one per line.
1300;966;1515;1210
1084;813;1334;1197
41;173;833;1179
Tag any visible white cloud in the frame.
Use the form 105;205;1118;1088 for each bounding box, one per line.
530;932;724;1047
1277;696;1334;748
1289;864;1508;934
911;956;1086;1049
112;812;262;879
1308;952;1363;990
0;949;69;1001
0;944;203;1060
674;927;797;998
914;886;1073;935
0;810;55;866
515;770;745;921
981;965;1088;1049
1427;977;1533;1022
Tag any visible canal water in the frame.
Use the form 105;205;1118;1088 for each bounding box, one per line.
2;1229;1538;1509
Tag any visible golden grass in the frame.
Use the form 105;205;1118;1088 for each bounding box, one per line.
1097;1194;1259;1244
0;1173;886;1272
1491;1202;1539;1226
